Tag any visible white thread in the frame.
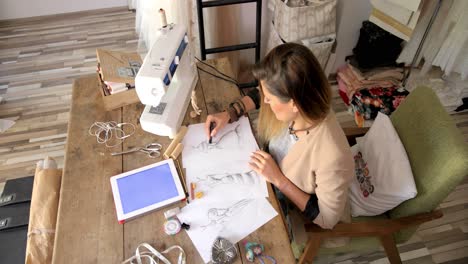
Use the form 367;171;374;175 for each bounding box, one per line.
122;243;186;264
88;121;135;147
190;90;202;117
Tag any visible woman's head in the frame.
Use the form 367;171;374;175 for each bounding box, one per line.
253;43;331;122
254;43;331;142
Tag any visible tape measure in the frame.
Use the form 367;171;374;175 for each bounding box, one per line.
164;219;181;235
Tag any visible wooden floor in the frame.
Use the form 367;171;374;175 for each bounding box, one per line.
0;7;139;181
1;7;467;264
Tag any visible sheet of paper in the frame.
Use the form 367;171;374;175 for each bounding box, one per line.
388;0;421;12
371;0;413;25
0;119;15;133
177;198;278;263
182;117;268;200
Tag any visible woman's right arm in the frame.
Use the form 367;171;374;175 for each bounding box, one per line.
204;88;259;138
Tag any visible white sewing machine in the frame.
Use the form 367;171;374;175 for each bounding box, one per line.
135;23;197;138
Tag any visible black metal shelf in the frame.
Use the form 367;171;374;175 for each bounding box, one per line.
196;0;262;90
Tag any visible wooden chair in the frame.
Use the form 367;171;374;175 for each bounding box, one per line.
298;86;468;264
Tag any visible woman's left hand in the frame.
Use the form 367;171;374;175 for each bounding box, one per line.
249;150;285;187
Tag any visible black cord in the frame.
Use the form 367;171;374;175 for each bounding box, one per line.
194;56;239;84
196;66;240;88
195;56;249;96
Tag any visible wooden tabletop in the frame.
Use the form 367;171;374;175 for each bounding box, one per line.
53;57;295;263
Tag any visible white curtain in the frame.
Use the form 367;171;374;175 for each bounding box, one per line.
133;0;270;80
397;0;468;80
134;0;198;56
429;0;468;80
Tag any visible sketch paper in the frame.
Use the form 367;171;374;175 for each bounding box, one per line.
177;198;278;263
182;117;268;200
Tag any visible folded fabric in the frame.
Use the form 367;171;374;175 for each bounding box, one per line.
337;76;350;106
350;86;409;121
337;63;403;101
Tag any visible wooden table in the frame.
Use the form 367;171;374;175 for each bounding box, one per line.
53;58;295;263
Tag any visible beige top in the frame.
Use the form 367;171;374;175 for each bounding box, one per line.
281;111;354;229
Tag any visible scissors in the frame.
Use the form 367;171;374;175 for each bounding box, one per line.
111;143;162;158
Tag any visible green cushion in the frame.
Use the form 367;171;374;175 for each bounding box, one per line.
389;86;468;242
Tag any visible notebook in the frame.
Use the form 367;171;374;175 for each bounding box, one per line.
110;159;185;223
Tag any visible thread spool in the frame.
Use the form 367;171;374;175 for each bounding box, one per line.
159;8;167;28
164;219;181;235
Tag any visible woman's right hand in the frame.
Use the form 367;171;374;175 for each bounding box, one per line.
205;111;230;139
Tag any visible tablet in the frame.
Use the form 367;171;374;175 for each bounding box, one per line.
110;159;185;223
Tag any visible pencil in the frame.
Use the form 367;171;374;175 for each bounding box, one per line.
190;182;196;201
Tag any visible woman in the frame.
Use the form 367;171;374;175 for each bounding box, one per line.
204;43;353;230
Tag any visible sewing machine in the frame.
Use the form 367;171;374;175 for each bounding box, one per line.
135;23;197;138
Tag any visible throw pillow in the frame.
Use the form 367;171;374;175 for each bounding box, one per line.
349;112;417;216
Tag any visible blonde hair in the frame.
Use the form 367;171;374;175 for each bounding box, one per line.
253;43;331;145
257;92;288;146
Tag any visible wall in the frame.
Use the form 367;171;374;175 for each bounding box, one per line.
202;0;371;78
202;2;263;81
0;0;127;20
333;0;372;70
260;0;372;72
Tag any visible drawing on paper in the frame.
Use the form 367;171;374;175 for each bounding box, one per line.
200;199;252;230
192;124;241;153
196;170;258;188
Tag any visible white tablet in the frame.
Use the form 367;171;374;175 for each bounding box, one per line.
110;159;186;223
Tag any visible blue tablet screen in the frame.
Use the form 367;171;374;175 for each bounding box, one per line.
116;163;179;214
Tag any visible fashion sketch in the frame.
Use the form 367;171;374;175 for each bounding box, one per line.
192;124;241;153
200;199;252;230
196;170;258;188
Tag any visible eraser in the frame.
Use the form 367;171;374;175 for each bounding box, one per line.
195;191;204;199
164;207;181;220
